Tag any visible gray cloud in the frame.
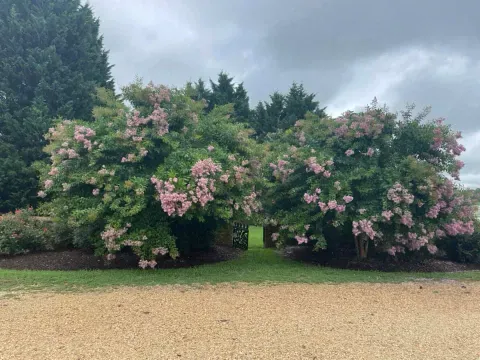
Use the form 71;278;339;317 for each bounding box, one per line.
86;0;480;187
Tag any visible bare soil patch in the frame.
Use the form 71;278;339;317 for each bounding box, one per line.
0;245;241;271
1;282;479;359
283;246;480;272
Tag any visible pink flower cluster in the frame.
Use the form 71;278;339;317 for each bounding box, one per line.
295;235;308;244
242;192;261;216
431;119;466;156
74;125;96;151
443;220;474;236
270;159;294;183
57;147;79;159
48;167;59;176
233;166;248;184
387;183;414;204
44;179;54;189
138;260;157;269
101;225;128;251
334;112;385;139
152;247;169;256
191;158;222;178
121;153;136;163
271;233;280;241
151;177;192;216
126;103;169;137
296;131;306;145
148;84;171;104
345;149;354;156
352;219;376;240
304;157;333;177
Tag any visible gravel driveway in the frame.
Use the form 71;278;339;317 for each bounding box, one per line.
1;282;479;359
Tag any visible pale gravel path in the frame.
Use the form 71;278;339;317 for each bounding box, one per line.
1;282;480;360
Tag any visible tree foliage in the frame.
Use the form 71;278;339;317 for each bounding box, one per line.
36;82;264;267
0;0;114;211
249;83;326;140
264;100;477;259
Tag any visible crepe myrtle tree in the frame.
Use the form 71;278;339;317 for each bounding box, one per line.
264;99;477;259
36;81;264;268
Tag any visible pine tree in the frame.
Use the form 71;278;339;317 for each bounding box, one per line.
209;72;235;111
233;82;250;123
0;0;114;212
248;83;326;140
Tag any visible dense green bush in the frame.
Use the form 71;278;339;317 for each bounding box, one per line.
263;100;478;259
36;82;264;267
0;208;72;255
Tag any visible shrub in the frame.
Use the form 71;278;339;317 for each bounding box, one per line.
36;83;264;267
0;208;48;255
264;100;478;259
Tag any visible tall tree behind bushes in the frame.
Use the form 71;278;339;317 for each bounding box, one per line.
190;73;326;140
0;0;114;212
250;83;327;140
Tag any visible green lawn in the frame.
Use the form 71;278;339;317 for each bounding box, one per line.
1;226;479;292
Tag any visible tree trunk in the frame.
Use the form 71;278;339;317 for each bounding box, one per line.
263;224;279;248
354;235;369;259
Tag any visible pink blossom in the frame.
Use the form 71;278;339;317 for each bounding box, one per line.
323;171;331;178
387;183;414;204
228;154;236;161
427;244;438;254
220;174;229;183
326;160;334;166
382;210;393;221
318;202;329;212
304;224;310;231
359;208;366;214
48;167;59;176
38;191;47;198
92;188;100;196
152;247;169;256
207;145;215;152
400;211;414;228
44;179;54;189
67;149;79;159
345;149;354;156
328;200;338;209
336;205;346;212
366;148;374;157
305;157;324;175
191;158;222;178
271;233;279;241
295;235;308;244
343;195;353;203
315;188;321;194
352;219;376;240
303;192;318;204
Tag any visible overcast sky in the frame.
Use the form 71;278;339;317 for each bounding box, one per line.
86;0;480;188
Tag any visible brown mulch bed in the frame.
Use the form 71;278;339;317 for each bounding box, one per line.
283;246;480;272
0;245;242;271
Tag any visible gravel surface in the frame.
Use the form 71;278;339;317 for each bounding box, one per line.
1;282;479;359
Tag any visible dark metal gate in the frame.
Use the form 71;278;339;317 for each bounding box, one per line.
232;223;249;250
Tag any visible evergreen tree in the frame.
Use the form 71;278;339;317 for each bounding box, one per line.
193;78;211;103
248;83;326;140
233;82;250;123
207;72;250;123
0;0;114;212
208;71;235;111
